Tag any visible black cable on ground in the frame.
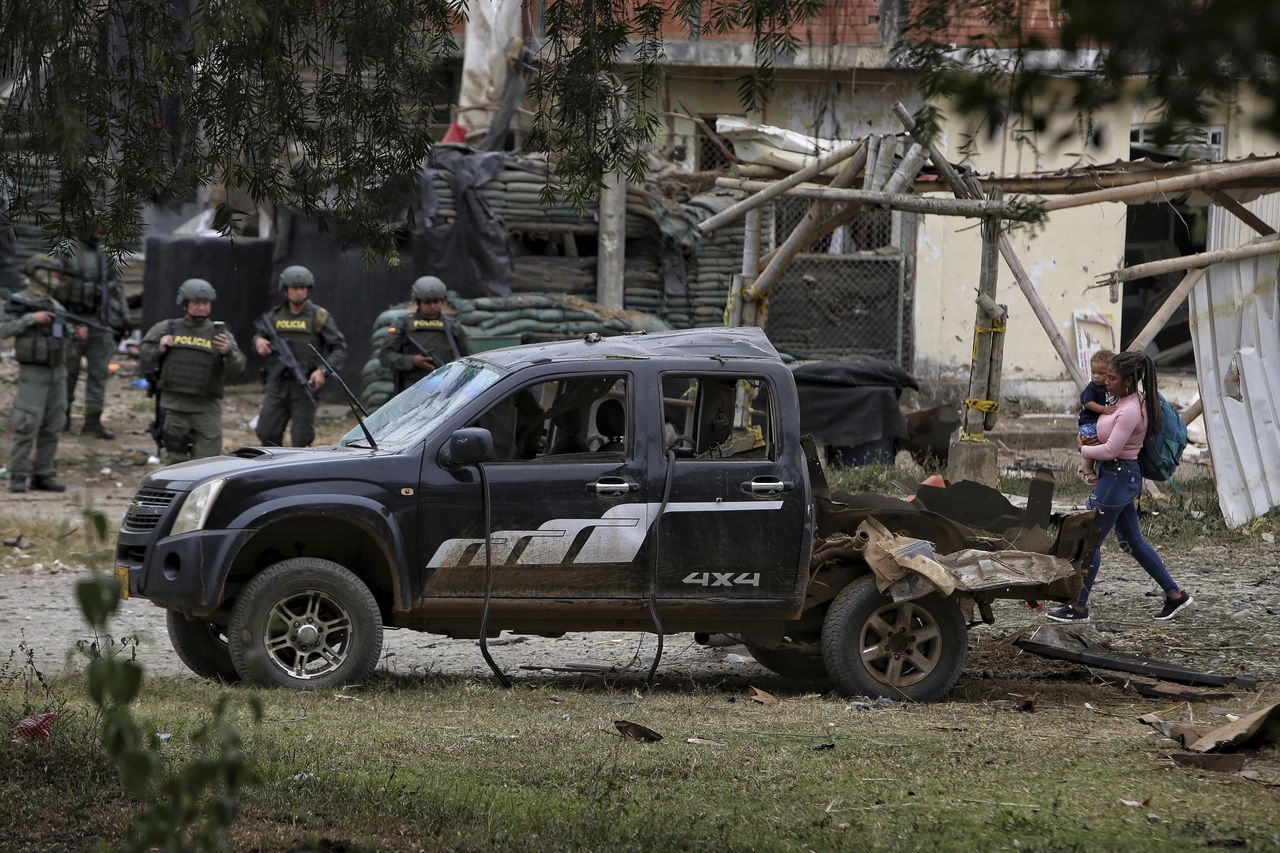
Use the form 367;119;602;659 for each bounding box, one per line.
645;450;677;686
476;462;511;688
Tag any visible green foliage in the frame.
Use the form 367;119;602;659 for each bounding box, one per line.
900;0;1280;160
1;0;458;259
75;575;261;853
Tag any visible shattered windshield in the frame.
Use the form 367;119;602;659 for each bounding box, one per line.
340;360;503;452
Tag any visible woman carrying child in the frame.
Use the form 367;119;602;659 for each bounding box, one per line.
1047;350;1193;623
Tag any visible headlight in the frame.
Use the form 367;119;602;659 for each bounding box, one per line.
169;478;226;536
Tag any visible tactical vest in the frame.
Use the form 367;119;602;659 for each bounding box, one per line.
59;249;105;314
270;304;326;373
158;320;225;398
398;315;458;388
13;305;66;367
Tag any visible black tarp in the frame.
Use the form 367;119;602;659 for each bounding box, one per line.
272;215;417;388
142;236;275;383
791;360;920;450
416;145;512;298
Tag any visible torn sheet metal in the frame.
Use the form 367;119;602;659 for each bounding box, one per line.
1196;198;1280;527
856;519;1076;601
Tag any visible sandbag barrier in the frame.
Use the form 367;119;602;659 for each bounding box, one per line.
359;293;671;411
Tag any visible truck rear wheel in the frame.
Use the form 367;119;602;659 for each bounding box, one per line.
228;558;383;689
821;575;966;702
166;611;239;683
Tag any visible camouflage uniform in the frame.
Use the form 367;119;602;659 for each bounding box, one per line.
254;267;347;447
56;239;128;438
1;257;73;491
139;279;246;463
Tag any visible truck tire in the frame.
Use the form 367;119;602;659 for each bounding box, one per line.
821;575;966;702
228;558;383;690
166;611;240;683
742;640;829;680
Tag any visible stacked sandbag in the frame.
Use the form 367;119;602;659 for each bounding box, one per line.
453;292;669;337
359;293;672;411
682;192;750;327
426;163;661;238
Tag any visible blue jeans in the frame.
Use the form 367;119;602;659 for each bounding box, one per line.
1078;459;1179;608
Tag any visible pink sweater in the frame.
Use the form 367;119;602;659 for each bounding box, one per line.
1081;394;1147;461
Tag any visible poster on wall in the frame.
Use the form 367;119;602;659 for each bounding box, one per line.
1073;310;1117;378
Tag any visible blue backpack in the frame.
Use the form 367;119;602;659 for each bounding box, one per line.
1138;395;1188;482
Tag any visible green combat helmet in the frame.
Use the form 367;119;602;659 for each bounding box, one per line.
176;278;217;305
22;253;64;291
279;265;315;289
411;275;447;302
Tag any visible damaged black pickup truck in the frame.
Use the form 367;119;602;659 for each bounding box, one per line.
115;328;1098;700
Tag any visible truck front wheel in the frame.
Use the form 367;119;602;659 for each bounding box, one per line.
166;611;239;683
228;558;383;689
821;575;966;702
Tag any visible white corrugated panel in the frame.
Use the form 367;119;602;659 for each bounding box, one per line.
1196;195;1280;527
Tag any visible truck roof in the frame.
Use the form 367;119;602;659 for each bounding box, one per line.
473;327;782;369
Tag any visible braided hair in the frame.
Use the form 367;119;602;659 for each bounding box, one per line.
1111;350;1160;436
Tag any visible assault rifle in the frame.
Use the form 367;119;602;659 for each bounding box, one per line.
5;293;113;337
254;311;318;405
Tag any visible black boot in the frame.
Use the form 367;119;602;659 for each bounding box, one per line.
8;476;27;493
30;475;66;493
84;412;115;440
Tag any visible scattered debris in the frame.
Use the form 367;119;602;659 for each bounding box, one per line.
1119;797;1150;808
1016;635;1259;688
10;711;59;743
2;535;31;549
613;720;662;742
747;686;779;706
1167;753;1246;772
477;636;526;647
1012;697;1036;713
686;737;724;747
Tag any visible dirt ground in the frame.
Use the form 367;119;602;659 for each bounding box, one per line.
0;356;1276;693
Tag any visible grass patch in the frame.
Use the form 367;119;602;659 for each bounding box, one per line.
4;672;1278;851
0;513;115;573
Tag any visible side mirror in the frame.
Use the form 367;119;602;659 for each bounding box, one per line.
439;427;496;469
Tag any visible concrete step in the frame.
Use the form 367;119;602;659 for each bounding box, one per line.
986;414;1079;451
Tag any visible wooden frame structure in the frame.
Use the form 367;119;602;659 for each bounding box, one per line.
704;100;1280;481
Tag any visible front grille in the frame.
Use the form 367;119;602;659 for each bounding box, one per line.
122;488;179;533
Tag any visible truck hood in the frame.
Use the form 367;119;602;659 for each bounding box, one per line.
145;445;393;490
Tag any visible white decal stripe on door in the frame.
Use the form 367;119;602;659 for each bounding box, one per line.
426;500;785;568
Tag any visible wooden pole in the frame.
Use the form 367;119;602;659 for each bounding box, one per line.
676;99;735;165
697;139;866;234
1100;236;1280;285
1180;398;1203;425
760;200;865;268
885;143;928;194
1040;157;1280;212
1126;268;1207;353
714;178;1041;220
596;169;627;309
891;101;1087;388
869;134;900;191
1211;191;1277;236
964;192;1003;437
744;149;868;301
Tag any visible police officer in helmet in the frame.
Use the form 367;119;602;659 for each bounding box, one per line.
379;275;471;391
1;254;87;492
252;265;347;447
139;278;246;463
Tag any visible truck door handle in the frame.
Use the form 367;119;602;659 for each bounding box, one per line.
589;477;638;495
742;477;793;496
